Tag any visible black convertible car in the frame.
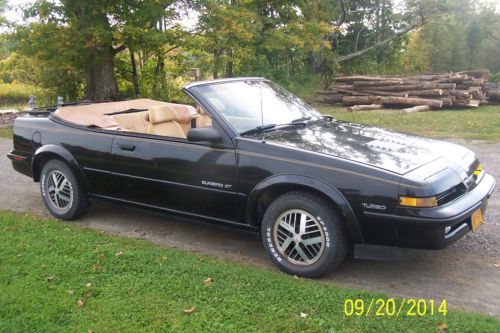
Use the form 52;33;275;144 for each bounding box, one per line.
7;78;496;277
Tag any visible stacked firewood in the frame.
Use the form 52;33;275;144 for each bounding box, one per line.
315;70;492;113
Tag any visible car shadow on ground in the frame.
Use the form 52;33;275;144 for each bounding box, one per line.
77;201;499;316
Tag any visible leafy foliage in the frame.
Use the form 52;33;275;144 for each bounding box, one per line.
0;0;499;101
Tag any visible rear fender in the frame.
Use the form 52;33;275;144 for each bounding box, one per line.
32;144;89;190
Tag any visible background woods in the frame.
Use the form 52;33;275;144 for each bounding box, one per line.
0;0;499;103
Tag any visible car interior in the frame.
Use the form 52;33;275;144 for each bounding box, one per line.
54;99;212;139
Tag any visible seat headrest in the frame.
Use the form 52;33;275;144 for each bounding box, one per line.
147;105;177;124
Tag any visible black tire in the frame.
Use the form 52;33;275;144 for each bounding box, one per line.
261;191;347;278
40;159;90;220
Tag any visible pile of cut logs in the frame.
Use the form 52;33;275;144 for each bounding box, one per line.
315;70;495;113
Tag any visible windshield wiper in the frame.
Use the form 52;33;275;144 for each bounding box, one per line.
291;116;311;123
240;117;314;136
240;124;277;136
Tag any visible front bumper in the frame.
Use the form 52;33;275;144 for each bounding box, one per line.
364;173;496;250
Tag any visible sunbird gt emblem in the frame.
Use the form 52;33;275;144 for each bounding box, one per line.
362;203;387;210
201;180;233;189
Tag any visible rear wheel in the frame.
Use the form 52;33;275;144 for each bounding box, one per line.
261;191;347;278
40;159;90;220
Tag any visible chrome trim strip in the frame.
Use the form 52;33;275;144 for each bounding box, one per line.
83;167;246;197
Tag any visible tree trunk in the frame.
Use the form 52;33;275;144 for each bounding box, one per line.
225;48;233;78
130;49;140;97
214;49;222;79
85;46;120;101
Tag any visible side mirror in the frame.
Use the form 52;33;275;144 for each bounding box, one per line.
187;127;222;143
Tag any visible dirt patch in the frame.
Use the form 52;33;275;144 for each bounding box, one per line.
0;137;498;316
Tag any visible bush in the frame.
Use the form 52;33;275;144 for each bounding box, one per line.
0;83;52;107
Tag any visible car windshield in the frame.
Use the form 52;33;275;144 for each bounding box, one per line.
193;80;322;134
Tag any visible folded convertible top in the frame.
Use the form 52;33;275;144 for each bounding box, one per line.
54;99;196;130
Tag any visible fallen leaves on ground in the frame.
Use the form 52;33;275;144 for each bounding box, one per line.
203;277;213;286
115;251;124;257
86;282;92;288
438;323;449;331
47;276;55;282
91;264;101;271
300;312;308;318
98;254;106;260
67;290;74;295
77;299;86;307
183;307;195;314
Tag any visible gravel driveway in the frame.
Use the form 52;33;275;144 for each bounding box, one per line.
1;137;498;316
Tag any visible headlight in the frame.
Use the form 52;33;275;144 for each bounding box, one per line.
399;196;438;207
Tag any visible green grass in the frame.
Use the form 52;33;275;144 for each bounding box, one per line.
0;126;12;139
317;104;500;142
0;83;51;107
1;211;499;332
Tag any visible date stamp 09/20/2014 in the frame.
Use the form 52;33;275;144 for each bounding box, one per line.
344;298;447;317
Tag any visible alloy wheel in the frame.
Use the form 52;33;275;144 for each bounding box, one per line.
45;170;74;212
273;209;326;266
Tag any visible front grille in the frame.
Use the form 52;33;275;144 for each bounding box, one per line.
436;183;467;206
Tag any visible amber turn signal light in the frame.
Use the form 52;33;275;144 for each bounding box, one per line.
399;196;438;208
473;163;482;176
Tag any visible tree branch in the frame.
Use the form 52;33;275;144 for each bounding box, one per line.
338;22;423;62
164;45;180;55
113;44;127;54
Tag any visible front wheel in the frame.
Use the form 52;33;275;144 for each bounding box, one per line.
261;191;347;278
40;159;90;220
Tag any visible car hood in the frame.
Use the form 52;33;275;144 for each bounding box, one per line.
254;121;475;175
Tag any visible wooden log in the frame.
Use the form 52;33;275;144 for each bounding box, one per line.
403;73;452;81
460;80;483;87
363;83;456;92
432;75;469;83
347;104;383;112
408;89;443;96
333;76;387;82
328;84;354;90
458;70;490;80
352;80;404;87
450;90;470;98
341;96;378;106
376;96;443;108
400;105;431;114
487;91;500;101
439;97;454;106
358;90;409;97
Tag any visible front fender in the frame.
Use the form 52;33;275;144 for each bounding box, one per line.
32;145;89;190
247;174;363;243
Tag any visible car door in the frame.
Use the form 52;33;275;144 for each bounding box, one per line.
104;126;243;223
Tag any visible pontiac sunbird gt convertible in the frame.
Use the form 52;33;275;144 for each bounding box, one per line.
7;78;496;277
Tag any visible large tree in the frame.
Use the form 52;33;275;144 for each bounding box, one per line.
16;0;180;101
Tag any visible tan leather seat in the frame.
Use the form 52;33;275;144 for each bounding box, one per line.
145;105;186;138
196;105;212;128
113;111;149;133
168;103;198;136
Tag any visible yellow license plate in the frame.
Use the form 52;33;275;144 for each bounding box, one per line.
471;209;483;232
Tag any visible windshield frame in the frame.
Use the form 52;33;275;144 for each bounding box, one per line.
183;78;323;138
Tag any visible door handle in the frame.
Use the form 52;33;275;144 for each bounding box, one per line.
119;143;136;151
